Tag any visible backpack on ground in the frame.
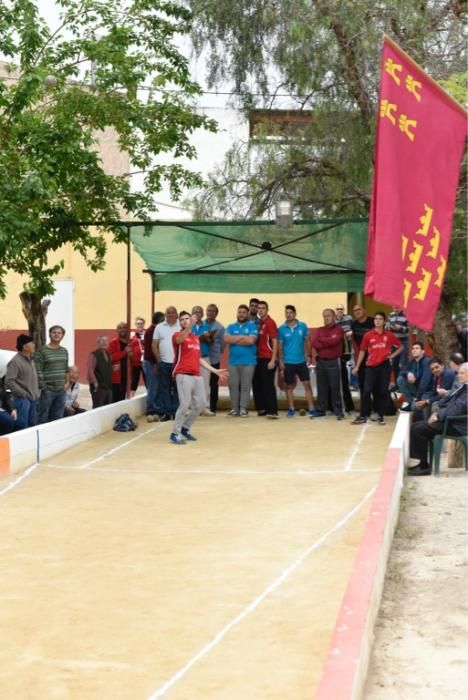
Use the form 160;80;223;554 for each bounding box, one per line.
113;413;137;432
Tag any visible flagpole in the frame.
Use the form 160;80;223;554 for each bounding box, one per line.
383;34;467;117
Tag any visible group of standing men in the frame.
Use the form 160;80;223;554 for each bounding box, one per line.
143;298;409;445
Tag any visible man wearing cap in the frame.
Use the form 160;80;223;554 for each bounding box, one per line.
5;334;40;430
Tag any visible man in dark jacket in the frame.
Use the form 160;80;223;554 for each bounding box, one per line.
413;357;456;419
408;363;468;476
397;341;432;411
87;336;113;408
5;334;40;429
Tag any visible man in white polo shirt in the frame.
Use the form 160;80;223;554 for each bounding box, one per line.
152;306;180;421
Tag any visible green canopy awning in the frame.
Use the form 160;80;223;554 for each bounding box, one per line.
129;218;368;293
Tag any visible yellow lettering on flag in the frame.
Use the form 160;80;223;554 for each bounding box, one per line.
405;75;422;102
380;99;397;125
401;234;408;260
435;255;447;287
406;241;423;273
414;269;432;301
398;114;417;141
403;279;412;307
384;58;403;85
427;226;440;259
416;203;433;237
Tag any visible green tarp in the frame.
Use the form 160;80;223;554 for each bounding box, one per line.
129;218;368;293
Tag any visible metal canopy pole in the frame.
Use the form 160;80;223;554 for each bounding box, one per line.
126;225;132;399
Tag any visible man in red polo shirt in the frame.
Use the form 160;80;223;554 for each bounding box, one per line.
351;311;403;426
312;308;345;419
252;300;279;418
170;311;227;444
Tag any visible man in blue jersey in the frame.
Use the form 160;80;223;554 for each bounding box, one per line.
278;305;320;418
225;304;258;417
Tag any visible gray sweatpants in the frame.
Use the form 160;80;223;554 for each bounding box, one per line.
228;364;255;411
173;374;206;434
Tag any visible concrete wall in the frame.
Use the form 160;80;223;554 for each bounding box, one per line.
0;395;146;478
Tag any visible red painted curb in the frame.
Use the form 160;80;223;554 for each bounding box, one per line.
314;446;403;699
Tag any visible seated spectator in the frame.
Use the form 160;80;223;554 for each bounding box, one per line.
414;357;456;419
408;363;468;476
0;377;16;435
63;366;86;417
397;342;432;412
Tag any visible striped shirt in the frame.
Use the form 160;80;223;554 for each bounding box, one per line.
386;310;409;340
35;345;69;391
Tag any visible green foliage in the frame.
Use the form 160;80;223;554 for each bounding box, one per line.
0;0;217;298
188;0;465;220
188;0;466;317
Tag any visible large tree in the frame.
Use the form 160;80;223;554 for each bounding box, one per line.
187;0;466;353
0;0;216;345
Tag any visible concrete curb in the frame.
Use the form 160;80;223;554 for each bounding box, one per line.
314;412;411;699
0;395;146;477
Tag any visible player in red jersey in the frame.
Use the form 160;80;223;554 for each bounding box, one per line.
170;311;227;444
351;311;403;426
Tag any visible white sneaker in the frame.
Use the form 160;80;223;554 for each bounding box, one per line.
202;409;216;416
239;409;249;418
226;409;239;417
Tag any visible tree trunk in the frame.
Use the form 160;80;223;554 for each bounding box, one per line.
19;292;51;350
426;297;459;362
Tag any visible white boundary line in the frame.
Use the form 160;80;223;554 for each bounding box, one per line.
146;484;377;700
344;422;369;471
79;424;164;469
0;463;39;498
41;465;381;475
0;423;163;495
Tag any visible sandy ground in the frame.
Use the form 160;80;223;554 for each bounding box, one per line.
0;409;394;699
365;467;468;699
28;384;468;697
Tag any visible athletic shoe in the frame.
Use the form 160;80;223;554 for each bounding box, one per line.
309;408;326;418
287;408;296;418
169;432;186;445
181;427;197;441
226;409;239;417
239;409;249;418
266;413;279;419
202;409;216;417
351;416;367;425
257;410;267;417
378;417;386;425
399;403;411;412
336;414;345;421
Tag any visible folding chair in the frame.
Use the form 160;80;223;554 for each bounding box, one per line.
430;415;468;477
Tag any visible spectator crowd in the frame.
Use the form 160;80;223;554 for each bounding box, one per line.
1;301;467;472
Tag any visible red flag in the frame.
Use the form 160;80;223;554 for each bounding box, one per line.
365;36;466;331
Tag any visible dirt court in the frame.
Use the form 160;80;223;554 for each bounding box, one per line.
365;469;468;700
0;414;395;699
